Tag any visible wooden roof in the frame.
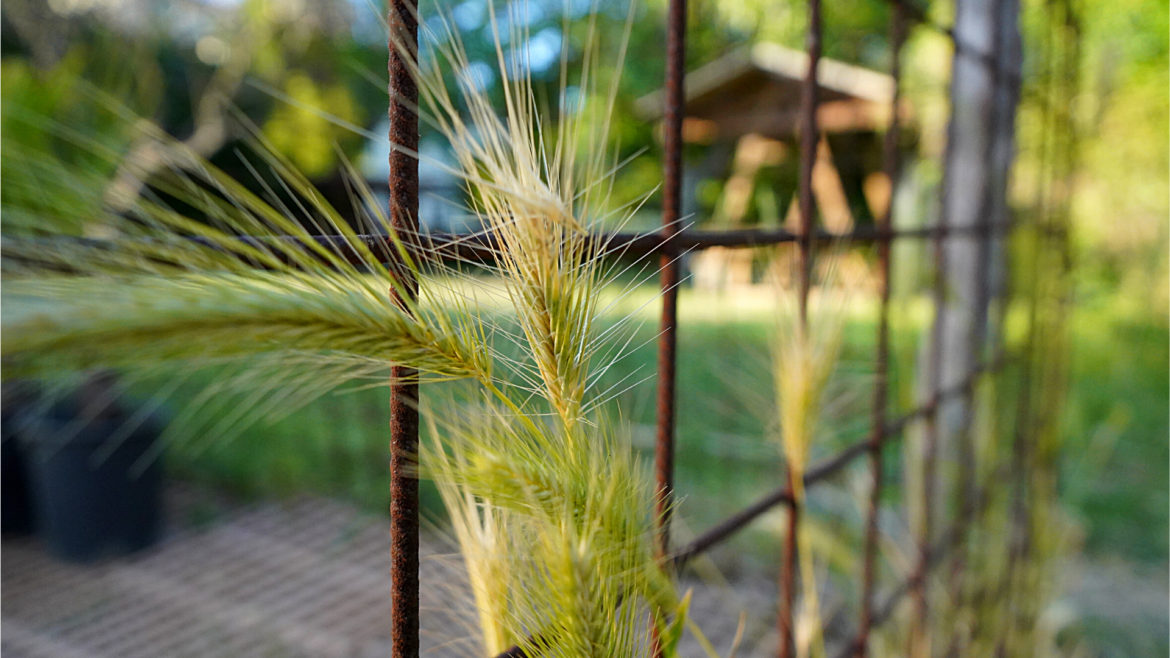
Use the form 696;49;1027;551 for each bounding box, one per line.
636;43;899;141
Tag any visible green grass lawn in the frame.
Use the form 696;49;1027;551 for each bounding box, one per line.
161;284;1167;573
154;281;1167;654
1061;299;1169;563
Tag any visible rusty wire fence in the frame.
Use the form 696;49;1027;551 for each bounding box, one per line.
372;0;1057;655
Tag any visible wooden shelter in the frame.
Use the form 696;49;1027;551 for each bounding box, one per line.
637;43;912;289
636;42;899;141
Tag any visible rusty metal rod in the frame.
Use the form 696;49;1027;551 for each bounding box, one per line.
2;222;1020;275
778;0;822;653
778;473;799;658
655;0;686;566
387;1;420;657
913;119;952;658
855;6;906;657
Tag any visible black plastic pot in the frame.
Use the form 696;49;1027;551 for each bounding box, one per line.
25;404;164;563
2;412;37;537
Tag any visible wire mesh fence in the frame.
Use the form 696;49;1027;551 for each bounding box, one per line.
373;0;1070;655
0;0;1075;654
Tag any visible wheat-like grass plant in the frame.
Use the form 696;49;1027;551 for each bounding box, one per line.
389;2;645;434
2;112;493;391
422;397;678;657
1;3;690;656
423;401;517;655
394;7;691;652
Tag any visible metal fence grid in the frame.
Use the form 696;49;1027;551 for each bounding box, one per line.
372;0;1037;656
0;0;1075;652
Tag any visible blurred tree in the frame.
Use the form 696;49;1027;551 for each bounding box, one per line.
1066;0;1168;314
1;0;375;233
2;0;1162;286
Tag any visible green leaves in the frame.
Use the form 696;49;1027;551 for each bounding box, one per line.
657;589;693;657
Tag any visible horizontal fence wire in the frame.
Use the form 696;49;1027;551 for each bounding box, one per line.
216;222;1014;263
1;221;1018;272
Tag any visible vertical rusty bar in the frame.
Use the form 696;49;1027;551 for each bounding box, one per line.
778;479;799;658
780;1;821;656
795;0;821;324
387;2;419;658
912;53;952;658
855;6;905;657
655;0;686;561
911;198;943;655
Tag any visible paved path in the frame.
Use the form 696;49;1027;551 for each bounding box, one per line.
1;487;784;658
2;488;480;658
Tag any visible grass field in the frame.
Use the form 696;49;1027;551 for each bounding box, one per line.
161;283;1166;557
160;283;1167;650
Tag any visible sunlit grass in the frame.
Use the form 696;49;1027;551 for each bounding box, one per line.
161;284;1166;576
